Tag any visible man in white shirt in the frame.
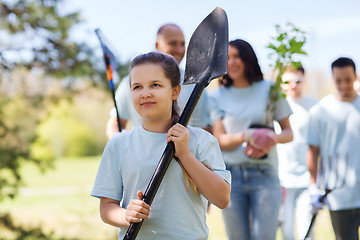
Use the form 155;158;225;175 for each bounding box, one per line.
307;57;360;240
278;66;317;240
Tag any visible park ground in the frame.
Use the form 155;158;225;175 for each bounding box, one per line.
0;156;339;239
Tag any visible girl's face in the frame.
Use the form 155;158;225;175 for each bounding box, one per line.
130;63;180;123
227;45;245;81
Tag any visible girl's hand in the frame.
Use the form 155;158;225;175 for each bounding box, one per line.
244;144;266;158
125;190;150;223
246;128;277;153
167;123;190;159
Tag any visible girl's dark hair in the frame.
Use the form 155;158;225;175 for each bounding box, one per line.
129;52;181;126
220;39;263;87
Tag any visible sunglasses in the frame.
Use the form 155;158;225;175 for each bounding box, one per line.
283;77;303;85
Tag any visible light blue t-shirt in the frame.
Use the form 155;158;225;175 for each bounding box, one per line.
111;69;211;128
307;94;360;211
277;95;317;188
209;80;292;169
91;125;230;240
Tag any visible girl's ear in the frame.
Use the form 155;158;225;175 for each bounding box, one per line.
172;85;181;100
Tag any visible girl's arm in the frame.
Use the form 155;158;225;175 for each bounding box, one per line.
167;124;230;209
100;191;150;228
212;118;247;151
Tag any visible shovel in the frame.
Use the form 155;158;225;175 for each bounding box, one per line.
123;7;228;240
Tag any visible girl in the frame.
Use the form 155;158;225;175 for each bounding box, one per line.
91;52;231;239
209;39;293;240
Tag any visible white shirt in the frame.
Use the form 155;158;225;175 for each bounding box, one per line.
277;95;317;188
307;94;360;210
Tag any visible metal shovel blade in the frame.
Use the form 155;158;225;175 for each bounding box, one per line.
183;7;228;85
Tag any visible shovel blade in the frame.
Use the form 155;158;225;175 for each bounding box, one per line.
184;7;228;85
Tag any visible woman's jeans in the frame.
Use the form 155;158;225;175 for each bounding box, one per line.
222;163;281;240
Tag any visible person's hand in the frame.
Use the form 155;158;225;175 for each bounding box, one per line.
167;123;190;159
244;144;266;158
309;184;325;213
244;128;277;153
125;190;150;223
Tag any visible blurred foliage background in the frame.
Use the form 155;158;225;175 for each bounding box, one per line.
0;0;343;239
0;0;129;238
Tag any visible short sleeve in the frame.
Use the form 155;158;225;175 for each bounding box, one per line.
196;90;211;127
91;138;123;201
114;76;131;120
306;106;321;147
274;94;292;122
195;130;231;184
209;90;224;125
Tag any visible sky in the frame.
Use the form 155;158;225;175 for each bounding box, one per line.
66;0;360;81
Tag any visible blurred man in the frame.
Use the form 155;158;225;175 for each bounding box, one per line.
354;77;360;94
277;66;317;240
307;57;360;240
106;23;210;138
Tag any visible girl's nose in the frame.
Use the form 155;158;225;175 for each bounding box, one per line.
141;89;152;98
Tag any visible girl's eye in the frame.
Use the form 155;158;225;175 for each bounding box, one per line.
132;86;141;90
152;83;160;87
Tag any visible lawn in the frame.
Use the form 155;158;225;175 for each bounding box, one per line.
1;156;337;239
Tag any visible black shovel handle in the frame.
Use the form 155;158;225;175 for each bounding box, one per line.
123;80;209;240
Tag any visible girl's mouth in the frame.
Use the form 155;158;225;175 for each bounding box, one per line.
141;101;155;107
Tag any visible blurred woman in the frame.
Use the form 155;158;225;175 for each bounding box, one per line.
209;39;293;240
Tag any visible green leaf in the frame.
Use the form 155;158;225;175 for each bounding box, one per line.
291;61;302;71
277;34;284;42
267;43;277;50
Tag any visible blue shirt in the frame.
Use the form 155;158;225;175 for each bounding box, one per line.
210;80;292;169
91;125;230;239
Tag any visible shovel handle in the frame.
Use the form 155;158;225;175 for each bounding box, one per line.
178;82;207;125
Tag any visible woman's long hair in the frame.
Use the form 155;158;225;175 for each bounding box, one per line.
220;39;263;87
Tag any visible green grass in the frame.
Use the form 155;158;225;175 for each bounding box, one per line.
1;156;338;239
19;156;101;187
206;205;335;240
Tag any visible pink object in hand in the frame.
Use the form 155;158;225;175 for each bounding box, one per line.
249;128;276;153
